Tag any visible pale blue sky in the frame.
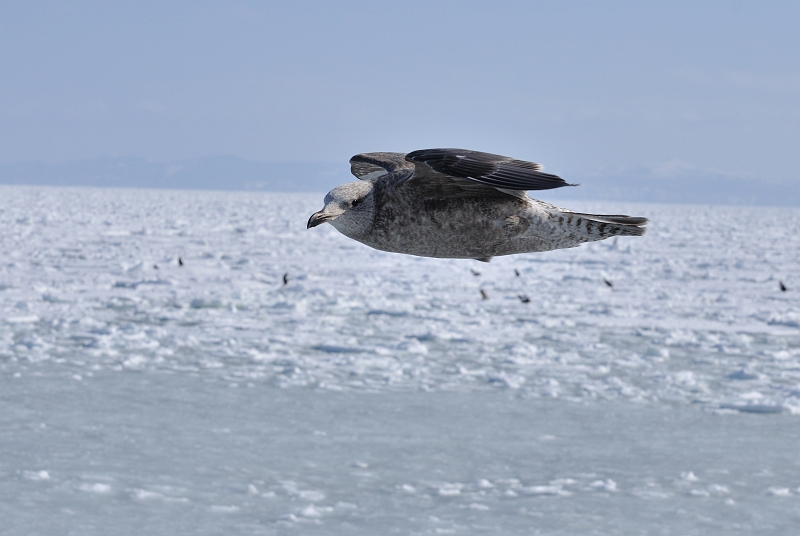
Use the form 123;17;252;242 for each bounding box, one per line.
1;1;798;185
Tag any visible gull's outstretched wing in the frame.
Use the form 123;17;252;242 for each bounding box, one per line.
406;148;575;192
349;152;413;181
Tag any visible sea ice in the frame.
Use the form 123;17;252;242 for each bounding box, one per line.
2;186;800;534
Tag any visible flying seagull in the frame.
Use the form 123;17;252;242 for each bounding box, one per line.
307;149;647;262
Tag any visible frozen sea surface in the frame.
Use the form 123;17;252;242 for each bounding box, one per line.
2;185;800;534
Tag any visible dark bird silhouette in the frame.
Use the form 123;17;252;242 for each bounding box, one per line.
178;257;184;266
518;294;530;303
603;278;613;288
480;289;489;300
153;264;159;270
780;281;787;292
470;269;481;276
283;272;290;286
514;269;520;277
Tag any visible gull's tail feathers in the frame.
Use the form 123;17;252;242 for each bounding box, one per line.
574;212;648;237
555;211;648;239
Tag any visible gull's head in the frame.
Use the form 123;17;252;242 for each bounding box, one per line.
307;180;375;236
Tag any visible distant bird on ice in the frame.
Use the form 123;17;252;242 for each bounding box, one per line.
283;272;290;286
604;278;613;288
780;281;787;292
308;149;648;262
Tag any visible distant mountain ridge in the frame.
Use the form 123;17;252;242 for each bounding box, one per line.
544;165;800;207
1;156;798;207
0;156;351;193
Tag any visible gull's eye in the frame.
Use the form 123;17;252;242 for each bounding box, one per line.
351;197;363;208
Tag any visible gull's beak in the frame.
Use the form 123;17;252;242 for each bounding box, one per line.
307;210;335;229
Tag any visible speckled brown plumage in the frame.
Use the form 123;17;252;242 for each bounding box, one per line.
307;148;647;262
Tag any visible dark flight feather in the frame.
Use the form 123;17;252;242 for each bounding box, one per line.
406;148;576;191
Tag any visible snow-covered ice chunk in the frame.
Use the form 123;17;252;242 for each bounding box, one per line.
438;483;463;496
20;470;50;481
590;479;618;492
79;483;111;493
767;487;792;496
210;505;240;513
298;490;325;501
